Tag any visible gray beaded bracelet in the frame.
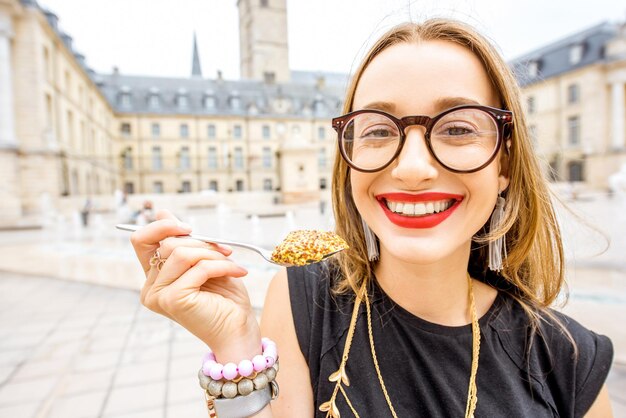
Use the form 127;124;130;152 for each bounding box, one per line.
200;362;279;417
199;361;278;398
206;381;279;418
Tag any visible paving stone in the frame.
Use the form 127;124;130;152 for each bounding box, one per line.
0;401;39;418
113;361;168;387
101;382;166;416
45;390;108;418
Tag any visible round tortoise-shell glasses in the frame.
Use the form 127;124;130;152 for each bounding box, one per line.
331;105;513;173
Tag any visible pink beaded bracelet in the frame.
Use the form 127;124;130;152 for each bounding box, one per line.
201;337;278;381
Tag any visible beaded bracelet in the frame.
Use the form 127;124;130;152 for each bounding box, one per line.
201;337;278;382
199;361;279;398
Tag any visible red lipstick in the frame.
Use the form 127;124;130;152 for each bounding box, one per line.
376;192;463;228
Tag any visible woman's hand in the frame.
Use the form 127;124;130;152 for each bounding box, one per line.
130;210;262;360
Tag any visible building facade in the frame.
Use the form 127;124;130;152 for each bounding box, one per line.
2;0;626;224
511;22;626;188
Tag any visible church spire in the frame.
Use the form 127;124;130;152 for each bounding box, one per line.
191;32;202;78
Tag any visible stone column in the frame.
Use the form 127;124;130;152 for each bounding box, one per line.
0;12;22;225
611;81;625;150
0;13;16;148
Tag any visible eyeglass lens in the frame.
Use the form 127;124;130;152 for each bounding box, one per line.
341;108;499;171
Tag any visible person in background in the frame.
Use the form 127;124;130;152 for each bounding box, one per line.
128;19;613;418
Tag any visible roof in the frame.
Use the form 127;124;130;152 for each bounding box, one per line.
96;72;347;118
509;21;620;87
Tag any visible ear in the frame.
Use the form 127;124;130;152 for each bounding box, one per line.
498;173;510;193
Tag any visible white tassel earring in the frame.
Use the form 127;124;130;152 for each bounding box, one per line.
488;194;507;272
361;218;379;262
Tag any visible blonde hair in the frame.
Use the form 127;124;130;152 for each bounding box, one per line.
330;19;565;314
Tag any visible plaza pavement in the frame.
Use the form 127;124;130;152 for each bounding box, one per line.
0;197;625;417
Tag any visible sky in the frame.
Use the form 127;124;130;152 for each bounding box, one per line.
37;0;626;80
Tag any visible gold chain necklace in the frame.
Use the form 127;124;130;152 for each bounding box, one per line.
320;273;480;418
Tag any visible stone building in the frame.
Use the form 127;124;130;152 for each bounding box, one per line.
511;22;626;188
0;0;345;224
2;0;626;225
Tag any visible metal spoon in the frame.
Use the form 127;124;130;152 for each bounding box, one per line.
115;224;345;267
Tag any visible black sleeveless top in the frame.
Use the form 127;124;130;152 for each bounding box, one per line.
287;263;613;418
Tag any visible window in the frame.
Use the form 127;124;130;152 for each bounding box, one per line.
236;179;244;191
208;147;218;169
209;180;218;191
318;126;326;140
528;60;540;78
263;72;275;84
567;84;579;104
529;125;538;147
153;181;164;194
181;181;192;193
152;146;162;170
208;124;216;139
234;147;244;169
262;125;270;139
230;95;241;110
567;116;580;146
151;123;160;138
123;149;133;170
180;123;189;138
527;96;535;114
318;148;327;168
204;95;216;110
233;124;242;139
43;47;50;81
120;93;132;108
148;94;160;109
121;123;131;137
179;146;190;170
263;178;273;191
124;182;135;194
320;178;327;190
45;94;53;130
568;161;584;182
262;147;272;168
569;44;584;65
178;94;189;110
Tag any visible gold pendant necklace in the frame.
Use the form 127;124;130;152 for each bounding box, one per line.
320;273;480;418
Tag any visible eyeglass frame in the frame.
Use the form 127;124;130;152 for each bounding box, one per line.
331;104;514;174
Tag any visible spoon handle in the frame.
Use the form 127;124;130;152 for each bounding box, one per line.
115;224;273;260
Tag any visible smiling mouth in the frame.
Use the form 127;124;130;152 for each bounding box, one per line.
383;199;456;217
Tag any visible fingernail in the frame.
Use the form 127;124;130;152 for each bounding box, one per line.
235;265;248;274
178;222;192;231
219;244;233;252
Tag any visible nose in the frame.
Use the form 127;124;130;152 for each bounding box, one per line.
390;127;439;185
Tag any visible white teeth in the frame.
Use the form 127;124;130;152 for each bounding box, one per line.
385;199;455;216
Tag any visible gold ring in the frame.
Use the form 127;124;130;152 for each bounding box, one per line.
149;249;167;271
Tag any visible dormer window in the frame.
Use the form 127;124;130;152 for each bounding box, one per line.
528;60;540;78
313;95;326;115
229;91;241;110
148;87;160;110
177;88;189;110
119;86;132;109
569;43;584;65
204;91;217;110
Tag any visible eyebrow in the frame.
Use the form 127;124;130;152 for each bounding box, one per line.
433;97;481;112
359;97;481;115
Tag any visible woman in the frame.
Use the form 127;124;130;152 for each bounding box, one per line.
130;19;613;417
